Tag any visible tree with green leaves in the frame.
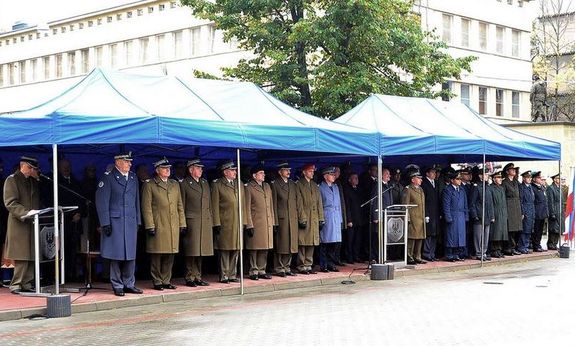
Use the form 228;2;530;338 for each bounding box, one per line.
181;0;475;118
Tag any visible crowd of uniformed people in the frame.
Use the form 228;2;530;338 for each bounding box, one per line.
0;154;567;296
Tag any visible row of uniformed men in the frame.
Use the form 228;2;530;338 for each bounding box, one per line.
94;152;347;296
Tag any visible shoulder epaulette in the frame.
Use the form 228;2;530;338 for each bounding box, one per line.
104;171;110;175
145;179;150;183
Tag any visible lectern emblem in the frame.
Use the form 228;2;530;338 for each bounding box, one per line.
387;217;404;244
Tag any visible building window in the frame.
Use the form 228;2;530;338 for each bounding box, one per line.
68;51;76;75
19;61;26;84
53;28;58;35
460;84;470;106
97;18;103;25
191;28;200;55
174;30;183;58
159;4;165;11
496;26;504;54
9;63;16;85
28;34;33;40
441;82;451;101
512;30;520;57
107;16;113;23
512;91;520;118
61;26;66;33
170;1;177;9
442;14;452;44
137;9;144;16
69;24;74;31
88;20;94;27
31;59;38;81
125;40;133;65
208;25;216;53
518;0;523;7
140;37;149;63
0;65;3;86
81;49;89;73
95;46;104;66
157;34;166;60
79;22;84;29
507;0;513;4
117;14;122;21
479;22;488;50
43;56;50;79
127;11;133;18
36;32;41;39
496;89;504;116
56;54;63;78
148;6;154;14
461;18;470;47
110;44;118;68
479;87;487;114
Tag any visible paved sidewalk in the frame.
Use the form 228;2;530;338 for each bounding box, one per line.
0;249;558;322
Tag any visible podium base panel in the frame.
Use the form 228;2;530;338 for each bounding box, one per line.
370;264;394;280
47;294;72;318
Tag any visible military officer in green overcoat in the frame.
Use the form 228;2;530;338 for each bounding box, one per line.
180;158;213;287
142;158;186;290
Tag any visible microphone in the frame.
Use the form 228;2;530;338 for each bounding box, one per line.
40;173;52;181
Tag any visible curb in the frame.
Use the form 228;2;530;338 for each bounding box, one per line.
0;252;558;322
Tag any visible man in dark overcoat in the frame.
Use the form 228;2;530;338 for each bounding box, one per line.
421;166;440;262
343;172;363;263
95;152;142;296
402;169;426;265
501;163;522;255
518;170;535;254
490;171;509;258
531;171;549;252
547;173;564;250
469;168;494;260
442;171;468;262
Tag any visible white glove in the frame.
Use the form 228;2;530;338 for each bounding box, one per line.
425;216;430;223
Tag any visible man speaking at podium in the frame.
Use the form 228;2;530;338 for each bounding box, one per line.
3;156;41;294
96;152;142;296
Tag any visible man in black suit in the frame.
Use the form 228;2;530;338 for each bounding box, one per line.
343;172;364;263
421;166;440;261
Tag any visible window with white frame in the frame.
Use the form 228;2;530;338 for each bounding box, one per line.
9;63;16;85
442;14;452;44
110;43;118;68
174;30;183;58
140;37;149;63
479;87;487;114
512;30;520;57
496;89;504;116
43;56;50;79
157;34;166;60
496;26;504;54
31;59;38;81
512;91;520;118
56;54;63;78
479;22;488;50
0;65;3;86
68;51;76;75
461;18;470;47
125;40;133;66
95;46;103;66
460;84;470;106
191;28;200;55
81;49;89;73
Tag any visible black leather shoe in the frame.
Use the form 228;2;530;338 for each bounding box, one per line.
124;287;143;294
415;259;427;264
114;289;125;296
298;270;309;275
512;250;522;255
153;284;164;291
259;274;272;279
186;280;197;287
407;260;417;265
309;269;318;274
285;271;297;276
328;266;339;272
194;279;210;286
249;274;259;280
321;268;329;273
10;289;21;295
228;278;239;282
162;284;177;289
534;248;543;252
276;272;287;277
220;278;229;284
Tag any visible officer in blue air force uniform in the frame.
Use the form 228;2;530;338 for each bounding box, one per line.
95;152;142;296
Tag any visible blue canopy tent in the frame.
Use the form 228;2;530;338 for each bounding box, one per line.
335;94;561;265
335;94;561;163
0;68;379;295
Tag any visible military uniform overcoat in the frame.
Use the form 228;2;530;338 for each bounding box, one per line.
271;178;301;254
490;184;509;241
295;178;324;246
95;168;141;261
3;171;40;261
319;182;343;244
547;183;564;234
211;177;246;251
469;182;495;224
442;185;468;247
245;180;275;250
421;178;440;236
180;176;214;256
502;178;522;232
401;184;426;240
532;184;549;220
519;183;535;234
141;177;185;254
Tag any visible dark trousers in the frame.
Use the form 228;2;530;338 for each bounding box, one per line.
531;219;545;250
343;225;360;262
505;232;520;252
319;243;338;270
422;235;437;260
548;232;561;249
110;259;136;290
445;247;463;260
517;232;531;252
64;220;82;281
150;254;175;285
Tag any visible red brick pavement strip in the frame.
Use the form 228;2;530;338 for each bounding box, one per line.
0;250;558;321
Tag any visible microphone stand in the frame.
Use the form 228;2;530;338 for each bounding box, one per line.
360;185;394;269
40;173;103;292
